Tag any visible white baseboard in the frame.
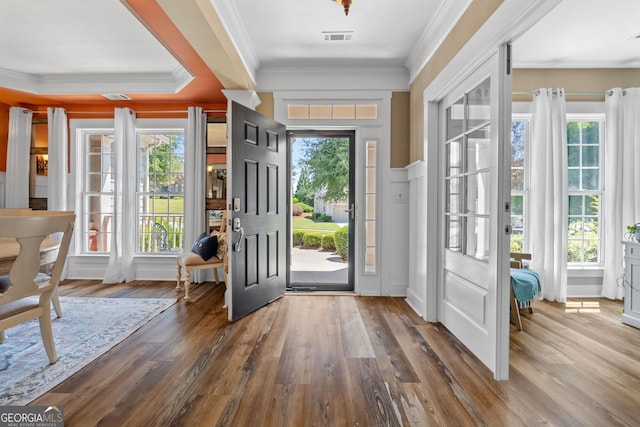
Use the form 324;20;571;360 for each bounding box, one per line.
359;290;382;297
388;281;408;297
405;288;425;318
567;284;604;298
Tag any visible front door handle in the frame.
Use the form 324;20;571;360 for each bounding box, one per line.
344;203;355;220
232;217;244;251
233;226;244;252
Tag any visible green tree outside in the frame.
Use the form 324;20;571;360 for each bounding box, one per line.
301;137;349;203
294;166;315;206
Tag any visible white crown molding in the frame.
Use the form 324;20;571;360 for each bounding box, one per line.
171;66;196;93
0;67;194;95
257;65;410;92
222;89;261;110
209;0;261;79
0;68;39;93
274;89;392;102
514;60;640;68
405;0;472;84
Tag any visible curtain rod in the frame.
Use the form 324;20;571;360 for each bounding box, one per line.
513;90;627;96
30;109;227;115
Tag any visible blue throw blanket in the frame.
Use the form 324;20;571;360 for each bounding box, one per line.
510;268;541;304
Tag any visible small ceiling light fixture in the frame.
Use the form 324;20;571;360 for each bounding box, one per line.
333;0;353;16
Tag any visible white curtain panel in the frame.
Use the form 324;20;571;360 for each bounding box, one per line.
529;88;568;302
103;108;137;284
602;88;640;299
5;107;32;208
183;106;207;283
46;107;70;279
602;88;625;299
46;107;68;211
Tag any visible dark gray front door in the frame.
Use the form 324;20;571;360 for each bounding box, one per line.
229;101;287;321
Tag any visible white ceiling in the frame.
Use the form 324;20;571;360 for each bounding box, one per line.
0;0;637;98
0;0;192;95
227;0;447;68
511;0;640;68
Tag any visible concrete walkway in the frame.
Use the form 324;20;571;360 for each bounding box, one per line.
290;246;348;284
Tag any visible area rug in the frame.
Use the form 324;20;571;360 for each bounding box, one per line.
0;296;176;406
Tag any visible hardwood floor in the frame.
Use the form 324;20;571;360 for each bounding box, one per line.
31;280;640;426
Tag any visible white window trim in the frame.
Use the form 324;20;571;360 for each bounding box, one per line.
136;128;186;254
512;103;606;272
70;118;187;257
566;113;605;268
511;113;531;253
273;90;393;296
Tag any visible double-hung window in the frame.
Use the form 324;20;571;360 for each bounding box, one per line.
510;117;530;253
82;131;116;253
78;123;185;254
510;112;604;265
567;116;603;264
137;131;185;253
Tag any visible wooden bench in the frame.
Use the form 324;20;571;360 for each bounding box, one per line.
176;212;227;301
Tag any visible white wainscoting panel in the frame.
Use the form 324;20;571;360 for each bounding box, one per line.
382;169;410;296
0;172;5;208
405;161;427;316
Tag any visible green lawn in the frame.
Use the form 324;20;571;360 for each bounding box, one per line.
146;196;184;214
292;216;340;233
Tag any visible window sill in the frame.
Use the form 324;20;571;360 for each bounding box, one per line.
567;265;604;278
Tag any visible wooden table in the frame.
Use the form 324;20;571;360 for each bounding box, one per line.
0;237;60;275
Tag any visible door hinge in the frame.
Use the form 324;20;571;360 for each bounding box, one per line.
506;43;512;75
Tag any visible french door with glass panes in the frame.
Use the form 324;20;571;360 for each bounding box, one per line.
439;46;511;380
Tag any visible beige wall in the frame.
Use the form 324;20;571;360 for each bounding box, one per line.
409;0;504;163
513;68;640;102
256;92;274;119
391;92;410;168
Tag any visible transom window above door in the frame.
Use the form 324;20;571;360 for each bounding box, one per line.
287;103;377;120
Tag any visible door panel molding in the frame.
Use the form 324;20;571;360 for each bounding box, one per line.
443;270;488;328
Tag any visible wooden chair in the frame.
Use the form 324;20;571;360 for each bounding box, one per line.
510;252;533;331
176;211;228;301
0;208;64;317
0;212;75;364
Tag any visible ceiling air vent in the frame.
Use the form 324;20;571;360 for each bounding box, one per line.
102;94;132;101
322;31;353;42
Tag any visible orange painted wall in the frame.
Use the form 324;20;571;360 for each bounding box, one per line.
0;103;8;172
33;123;48;148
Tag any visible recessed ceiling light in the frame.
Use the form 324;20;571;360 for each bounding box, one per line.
322;31;353;41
